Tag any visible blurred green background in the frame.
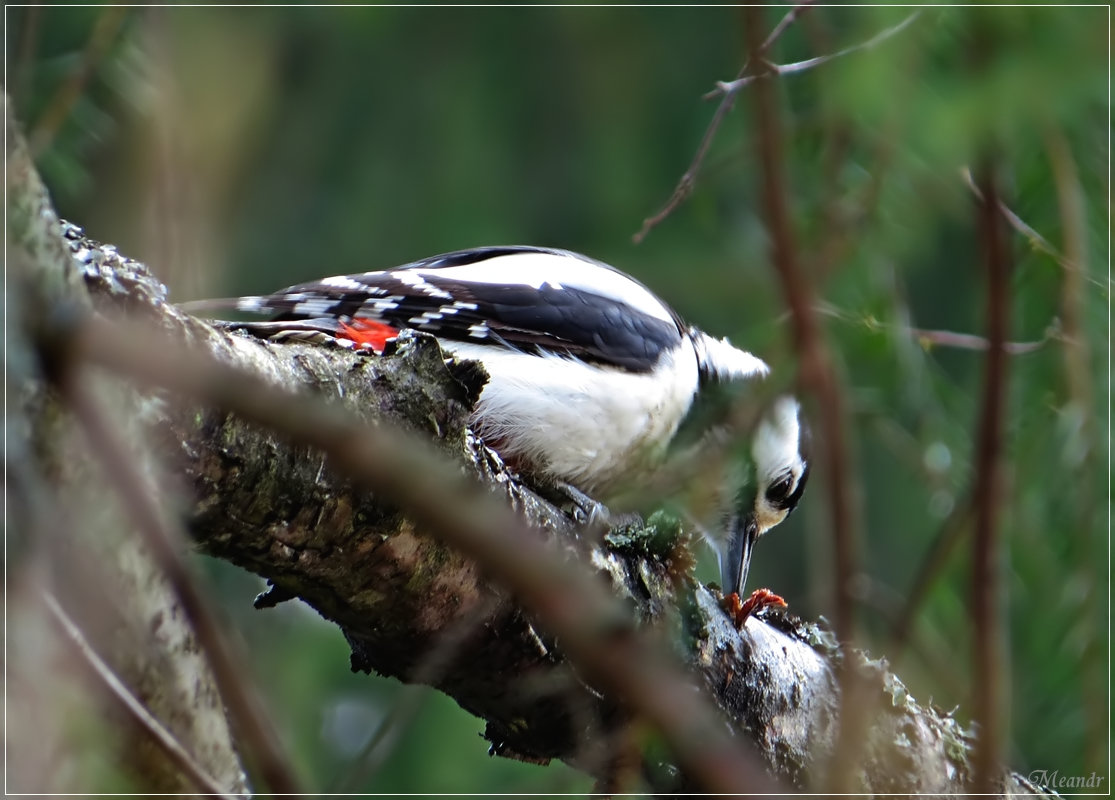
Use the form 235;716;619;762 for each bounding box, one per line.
8;5;1107;794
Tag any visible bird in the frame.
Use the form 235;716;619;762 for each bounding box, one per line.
183;245;809;599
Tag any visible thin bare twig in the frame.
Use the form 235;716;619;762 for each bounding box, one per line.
633;2;814;243
910;327;1046;354
54;312;780;797
760;1;814;54
971;163;1011;796
812;301;1051;354
713;11;921;99
635;9;918;242
43;591;242;800
50;367;303;798
961;166;1099;288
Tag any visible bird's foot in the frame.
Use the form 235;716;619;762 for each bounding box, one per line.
722;587;787;628
545;480;641;537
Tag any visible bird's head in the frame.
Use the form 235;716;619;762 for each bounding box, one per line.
750;395;811;535
721;396;811;596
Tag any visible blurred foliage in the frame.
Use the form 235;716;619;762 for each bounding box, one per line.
8;5;1107;794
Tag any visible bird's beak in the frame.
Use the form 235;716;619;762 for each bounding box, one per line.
723;512;760;597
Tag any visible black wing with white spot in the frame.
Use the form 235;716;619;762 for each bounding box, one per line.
236;246;687;372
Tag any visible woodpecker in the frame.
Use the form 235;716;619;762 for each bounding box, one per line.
184;245;809;593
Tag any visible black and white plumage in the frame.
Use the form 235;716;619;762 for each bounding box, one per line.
185;245;810;593
234;246;760;377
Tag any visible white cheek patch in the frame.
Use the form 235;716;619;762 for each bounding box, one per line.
752;397;803;484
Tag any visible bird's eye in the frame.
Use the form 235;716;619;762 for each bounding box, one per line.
766;474;794;503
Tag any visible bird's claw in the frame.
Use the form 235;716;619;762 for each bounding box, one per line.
548;480;616;534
